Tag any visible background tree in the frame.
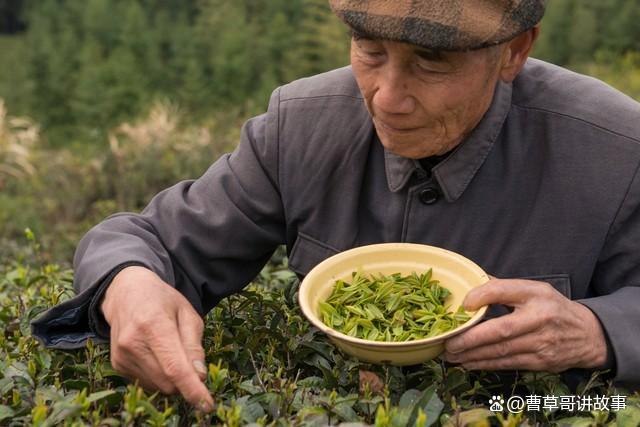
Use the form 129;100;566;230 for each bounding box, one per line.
8;0;638;149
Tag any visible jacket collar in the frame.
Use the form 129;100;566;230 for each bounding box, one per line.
384;80;513;201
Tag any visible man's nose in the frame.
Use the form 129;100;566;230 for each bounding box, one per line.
372;68;415;115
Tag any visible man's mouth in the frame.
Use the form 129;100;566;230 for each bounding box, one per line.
375;118;422;135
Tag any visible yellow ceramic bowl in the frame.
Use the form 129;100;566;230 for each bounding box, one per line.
298;243;489;365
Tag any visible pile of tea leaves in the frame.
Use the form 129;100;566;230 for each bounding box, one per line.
319;270;470;342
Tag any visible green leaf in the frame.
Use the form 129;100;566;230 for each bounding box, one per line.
86;389;116;404
97;362;121;378
0;405;15;423
408;385;443;427
318;271;470;341
297;376;325;388
305;355;338;388
35;351;52;371
616;405;640;427
297;406;329;427
0;378;14;396
443;367;468;392
62;379;90;390
20;305;48;337
365;304;384;320
555;416;598;427
45;402;86;425
4;362;34;387
442;408;493;427
319;302;337;316
236;395;265;423
367;328;380;341
238;380;262;395
36;386;64;402
399;389;422;410
260;392;283;419
345;305;366;317
333;402;359;422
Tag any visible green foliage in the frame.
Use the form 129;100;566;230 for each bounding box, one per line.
0;35;29;116
578;52;640;101
534;0;640;66
0;100;37;189
0;0;351;147
0;100;236;263
283;0;351;82
0;234;638;425
0;3;639;420
320;271;470;341
2;1;639;150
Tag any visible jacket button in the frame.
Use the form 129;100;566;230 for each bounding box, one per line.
419;188;439;205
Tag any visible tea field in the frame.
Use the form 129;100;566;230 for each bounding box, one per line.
0;234;638;426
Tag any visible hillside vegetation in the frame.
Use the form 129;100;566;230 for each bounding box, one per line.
1;1;639;424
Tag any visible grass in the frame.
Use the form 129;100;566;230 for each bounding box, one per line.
0;99;37;189
1;233;639;426
0;35;29;118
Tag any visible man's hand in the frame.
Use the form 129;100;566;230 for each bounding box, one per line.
443;278;609;372
101;266;213;412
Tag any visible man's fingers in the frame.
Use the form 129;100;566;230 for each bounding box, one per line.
444;330;540;363
463;279;551;311
150;320;213;411
111;331;180;394
445;311;539;354
462;353;553;372
177;307;207;381
104;268;214;411
124;356;178;395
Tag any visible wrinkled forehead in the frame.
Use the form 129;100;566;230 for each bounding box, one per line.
329;0;546;51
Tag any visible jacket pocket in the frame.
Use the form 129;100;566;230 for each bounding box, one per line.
288;233;339;277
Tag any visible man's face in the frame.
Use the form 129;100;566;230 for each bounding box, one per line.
351;36;504;159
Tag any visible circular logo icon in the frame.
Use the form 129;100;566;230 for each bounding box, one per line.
507;396;526;413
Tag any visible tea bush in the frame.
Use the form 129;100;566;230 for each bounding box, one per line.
1;234;639;426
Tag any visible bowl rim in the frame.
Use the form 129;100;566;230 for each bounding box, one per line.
298;243;489;348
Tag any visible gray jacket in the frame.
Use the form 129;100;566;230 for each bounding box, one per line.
33;59;640;387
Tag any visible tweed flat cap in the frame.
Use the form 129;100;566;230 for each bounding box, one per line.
329;0;546;51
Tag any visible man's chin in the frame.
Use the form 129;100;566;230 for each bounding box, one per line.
378;136;440;159
378;133;463;159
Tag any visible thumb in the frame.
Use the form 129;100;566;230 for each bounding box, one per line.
461;278;494;311
462;278;533;311
178;306;207;382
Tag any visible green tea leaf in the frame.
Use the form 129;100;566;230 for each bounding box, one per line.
319;271;471;342
0;405;15;423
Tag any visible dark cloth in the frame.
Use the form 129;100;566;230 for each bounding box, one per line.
30;261;144;348
329;0;546;51
32;58;640;388
418;152;452;179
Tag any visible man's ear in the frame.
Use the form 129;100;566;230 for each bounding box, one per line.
498;26;540;83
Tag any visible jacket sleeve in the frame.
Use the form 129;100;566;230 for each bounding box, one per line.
579;161;640;387
31;90;286;349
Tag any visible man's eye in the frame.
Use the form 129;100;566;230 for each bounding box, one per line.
416;60;449;74
355;40;385;58
363;50;384;58
356;47;386;64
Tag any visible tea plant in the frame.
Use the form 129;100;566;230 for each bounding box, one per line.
1;233;639;426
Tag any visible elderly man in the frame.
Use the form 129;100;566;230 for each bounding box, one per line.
33;0;640;411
